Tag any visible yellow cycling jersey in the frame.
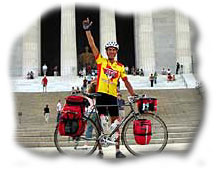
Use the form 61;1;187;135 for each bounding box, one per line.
95;53;127;97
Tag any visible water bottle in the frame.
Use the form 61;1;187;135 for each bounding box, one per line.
142;103;146;111
142;103;149;111
110;119;120;141
146;103;149;110
100;114;108;133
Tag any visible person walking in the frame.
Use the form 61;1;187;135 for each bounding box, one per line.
154;71;158;84
42;63;48;76
117;93;125;120
149;73;154;87
82;77;88;92
83;17;136;159
41;75;48;92
180;65;184;74
56;100;62;123
43;104;50;123
84;80;98;146
176;62;180;74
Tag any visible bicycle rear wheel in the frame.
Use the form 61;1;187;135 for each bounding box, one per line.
54;115;100;157
122;113;168;156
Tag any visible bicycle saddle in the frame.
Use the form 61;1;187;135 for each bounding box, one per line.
83;92;102;99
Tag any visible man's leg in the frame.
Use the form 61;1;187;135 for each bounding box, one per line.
45;113;49;123
110;116;120;149
110;116;126;158
56;112;61;123
96;107;106;159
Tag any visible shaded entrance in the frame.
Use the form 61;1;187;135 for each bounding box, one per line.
115;13;135;70
75;5;100;74
41;7;61;76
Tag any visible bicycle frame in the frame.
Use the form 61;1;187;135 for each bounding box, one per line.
54;93;168;156
85;99;138;139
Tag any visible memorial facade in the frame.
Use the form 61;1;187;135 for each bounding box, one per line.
10;6;193;77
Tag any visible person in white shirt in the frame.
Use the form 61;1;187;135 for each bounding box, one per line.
42;64;48;76
56;100;62;123
167;68;171;75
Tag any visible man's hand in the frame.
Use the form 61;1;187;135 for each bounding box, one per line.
82;18;93;31
83;18;99;58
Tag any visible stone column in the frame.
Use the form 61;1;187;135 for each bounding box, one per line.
61;5;77;76
100;8;117;59
22;18;41;77
10;36;23;77
134;12;155;76
175;11;192;73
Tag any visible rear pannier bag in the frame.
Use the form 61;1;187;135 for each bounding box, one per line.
58;95;88;137
136;98;157;113
133;119;152;145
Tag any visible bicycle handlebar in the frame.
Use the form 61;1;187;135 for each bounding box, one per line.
127;95;140;103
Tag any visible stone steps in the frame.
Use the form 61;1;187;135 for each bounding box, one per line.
15;122;200;131
14;89;202;151
15;122;199;148
12;74;198;93
15;137;194;148
16;131;197;143
15;126;199;137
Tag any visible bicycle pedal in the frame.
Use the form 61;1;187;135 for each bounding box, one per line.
106;139;118;145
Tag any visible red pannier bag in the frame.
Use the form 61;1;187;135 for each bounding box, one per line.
133;119;152;145
58;95;88;137
136;98;158;113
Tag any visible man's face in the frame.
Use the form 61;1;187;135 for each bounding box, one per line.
106;47;117;60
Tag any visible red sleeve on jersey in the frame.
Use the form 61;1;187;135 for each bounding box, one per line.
116;61;123;67
122;77;128;81
95;53;100;60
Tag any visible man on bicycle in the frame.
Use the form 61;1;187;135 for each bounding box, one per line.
82;18;136;158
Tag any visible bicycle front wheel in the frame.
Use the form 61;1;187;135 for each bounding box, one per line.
122;113;168;156
54;115;100;157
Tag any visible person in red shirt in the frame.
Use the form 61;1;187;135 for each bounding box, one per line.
42;75;48;92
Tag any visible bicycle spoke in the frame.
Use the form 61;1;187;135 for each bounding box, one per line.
54;116;99;156
122;113;168;155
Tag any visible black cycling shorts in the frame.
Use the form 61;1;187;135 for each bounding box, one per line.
96;92;119;117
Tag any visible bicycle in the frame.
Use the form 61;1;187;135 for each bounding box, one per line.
54;93;168;157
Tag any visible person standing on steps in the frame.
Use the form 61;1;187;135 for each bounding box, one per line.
176;62;180;74
117;93;125;120
82;17;136;159
154;71;158;84
149;73;154;87
42;63;48;76
43;104;50;123
41;75;48;93
56;100;62;123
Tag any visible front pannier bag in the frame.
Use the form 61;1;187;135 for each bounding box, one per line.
136;98;158;113
58;95;88;137
133;119;152;145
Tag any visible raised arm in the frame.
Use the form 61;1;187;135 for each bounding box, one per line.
82;18;99;57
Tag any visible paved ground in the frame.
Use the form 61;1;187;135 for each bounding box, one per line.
27;143;190;160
